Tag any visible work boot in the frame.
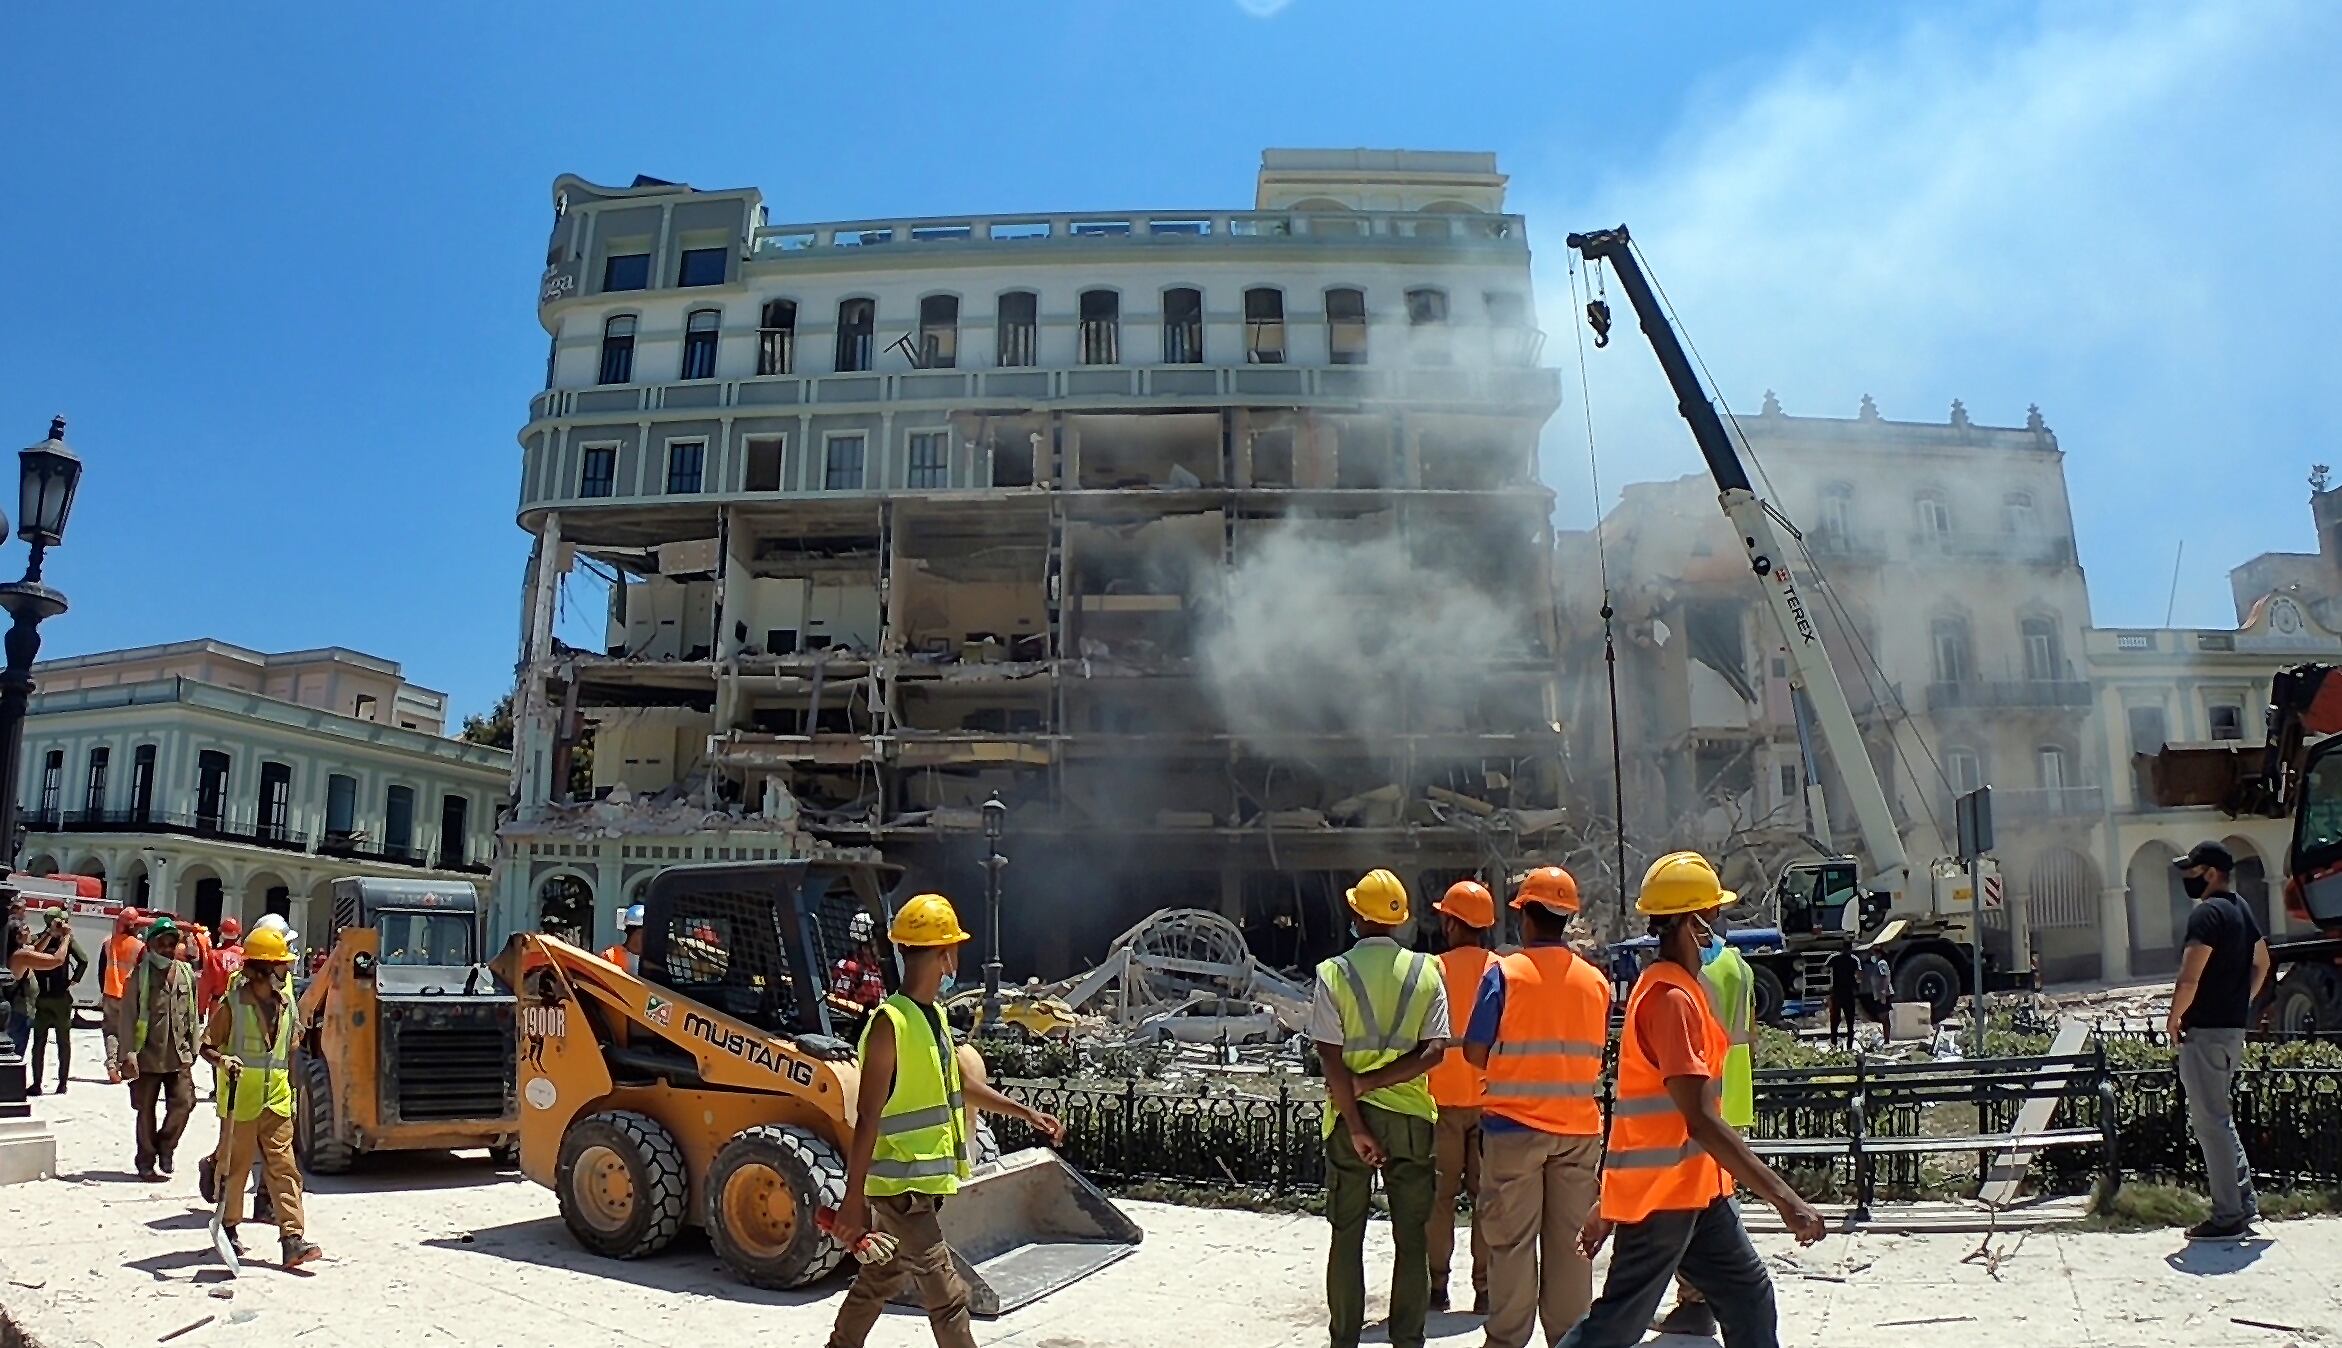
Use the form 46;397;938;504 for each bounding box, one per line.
220;1227;243;1255
1428;1287;1449;1314
157;1152;175;1177
1652;1299;1720;1338
197;1155;218;1204
281;1236;322;1269
138;1166;165;1184
26;1080;40;1096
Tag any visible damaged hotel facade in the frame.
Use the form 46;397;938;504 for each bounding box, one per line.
497;150;1568;977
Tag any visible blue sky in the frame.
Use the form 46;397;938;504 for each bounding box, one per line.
2;1;2333;720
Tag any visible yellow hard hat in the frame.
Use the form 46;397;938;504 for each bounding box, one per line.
1637;851;1734;917
242;927;294;963
888;894;971;948
1345;868;1409;925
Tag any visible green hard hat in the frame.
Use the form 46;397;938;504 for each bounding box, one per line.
145;915;177;936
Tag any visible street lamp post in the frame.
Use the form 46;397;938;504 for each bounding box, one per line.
980;792;1007;1031
0;416;82;1184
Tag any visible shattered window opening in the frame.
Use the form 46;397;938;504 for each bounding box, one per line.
1244;287;1285;364
743;436;784;493
757;299;797;376
1079;289;1119;365
918;294;959;369
1161;287;1203;364
1325;287;1367;365
996;291;1038;367
835;298;875;373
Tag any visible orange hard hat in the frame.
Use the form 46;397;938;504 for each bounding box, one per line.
1434;880;1496;929
220;917;242;939
1511;865;1581;915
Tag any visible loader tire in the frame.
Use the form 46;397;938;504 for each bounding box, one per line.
557;1110;687;1260
705;1124;848;1289
295;1056;357;1176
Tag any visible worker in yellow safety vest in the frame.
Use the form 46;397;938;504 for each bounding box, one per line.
1312;868;1450;1348
1555;852;1822;1348
200;925;321;1269
1651;895;1759;1339
1423;878;1498;1315
1464;865;1611;1348
827;894;1063;1348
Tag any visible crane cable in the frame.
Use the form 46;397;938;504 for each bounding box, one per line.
1627;239;1959;846
1568;252;1631;926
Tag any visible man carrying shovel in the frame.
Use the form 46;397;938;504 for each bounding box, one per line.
199;925;320;1269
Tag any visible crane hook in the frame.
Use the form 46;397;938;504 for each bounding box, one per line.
1586;298;1612;349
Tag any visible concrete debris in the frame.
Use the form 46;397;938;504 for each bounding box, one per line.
159;1316;216;1342
1037;908;1312;1037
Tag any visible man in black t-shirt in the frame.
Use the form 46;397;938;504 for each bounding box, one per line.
1824;948;1860;1049
2165;841;2270;1242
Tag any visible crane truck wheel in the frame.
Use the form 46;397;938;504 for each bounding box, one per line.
2269;964;2342;1035
1749;966;1787;1027
704;1124;849;1289
1893;952;1963;1022
556;1110;688;1260
294;1056;356;1176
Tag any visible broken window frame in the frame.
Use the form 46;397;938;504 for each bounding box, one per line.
1325;287;1368;365
2209;702;2246;742
579;444;618;498
906;430;950;489
823;432;867;491
1244;287;1286;364
1079;289;1120;366
996;291;1038;367
666;440;707;494
1405;287;1450;365
835;298;876;373
757;299;797;375
915;294;960;370
598;314;636;385
679;308;720;380
1161;287;1203;364
743;435;785;492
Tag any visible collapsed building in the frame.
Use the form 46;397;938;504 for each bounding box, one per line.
494;151;1568;978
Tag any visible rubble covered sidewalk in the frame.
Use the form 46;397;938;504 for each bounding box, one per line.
1;1031;2338;1347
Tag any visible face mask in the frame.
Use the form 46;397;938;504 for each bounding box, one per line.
1701;932;1727;964
938;970;958;994
2182;874;2210;900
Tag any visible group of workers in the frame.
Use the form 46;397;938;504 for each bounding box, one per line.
1314;854;1825;1348
84;902;321;1269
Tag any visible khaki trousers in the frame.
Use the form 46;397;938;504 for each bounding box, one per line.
218;1110;305;1238
1428;1104;1489;1295
826;1192;976;1348
1479;1127;1602;1348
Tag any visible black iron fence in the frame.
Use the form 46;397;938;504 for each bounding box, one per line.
993;1061;2342;1198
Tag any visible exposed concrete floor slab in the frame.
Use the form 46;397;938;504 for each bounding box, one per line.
0;1032;2334;1347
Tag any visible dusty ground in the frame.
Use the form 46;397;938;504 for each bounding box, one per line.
0;1030;2331;1347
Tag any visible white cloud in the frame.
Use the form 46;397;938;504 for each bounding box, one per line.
1526;1;2342;629
1234;0;1293;16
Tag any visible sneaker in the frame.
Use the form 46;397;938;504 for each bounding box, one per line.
280;1237;322;1269
1652;1300;1720;1337
2185;1218;2256;1242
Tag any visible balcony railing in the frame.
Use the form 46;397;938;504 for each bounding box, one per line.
750;208;1525;259
1910;531;2078;567
1990;785;2107;820
26;808;310;852
1925;678;2094;712
318;832;434;870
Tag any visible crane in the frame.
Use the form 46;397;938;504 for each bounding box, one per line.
1569;224;2017;1019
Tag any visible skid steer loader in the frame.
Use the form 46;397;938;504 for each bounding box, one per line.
497;859;1140;1314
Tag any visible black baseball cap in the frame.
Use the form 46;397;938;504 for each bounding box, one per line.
2175;841;2235;872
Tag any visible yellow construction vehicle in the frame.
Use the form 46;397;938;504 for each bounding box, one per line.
497;859;1139;1312
294;877;520;1173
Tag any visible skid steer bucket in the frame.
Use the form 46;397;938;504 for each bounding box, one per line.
893;1147;1144;1317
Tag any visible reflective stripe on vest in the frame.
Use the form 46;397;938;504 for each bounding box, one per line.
129;960;195;1057
1317;943;1440;1135
1427;947;1497;1109
861;994;971;1197
1479;946;1609;1136
1699;948;1757;1129
1600;961;1735;1224
220;990;296;1122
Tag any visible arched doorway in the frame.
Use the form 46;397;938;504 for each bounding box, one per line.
2126;841;2188;974
2222;835;2275;936
21;854;57;878
537;873;593;946
245;871;293;930
2022;846;2105;983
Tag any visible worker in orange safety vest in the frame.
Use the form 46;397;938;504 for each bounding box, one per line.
1462;866;1610;1348
1422;879;1498;1314
599;904;645;974
99;907;147;1082
1554;853;1824;1348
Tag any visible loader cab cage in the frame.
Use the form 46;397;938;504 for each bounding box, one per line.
327;876;485;968
1774;858;1860;937
638;861;905;1039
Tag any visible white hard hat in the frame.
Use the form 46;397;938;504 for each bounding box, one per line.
622;904;646;930
254;913;290;935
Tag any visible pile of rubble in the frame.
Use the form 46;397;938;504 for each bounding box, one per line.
976;908;1314;1054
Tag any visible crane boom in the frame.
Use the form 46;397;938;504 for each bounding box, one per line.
1568;225;1910;895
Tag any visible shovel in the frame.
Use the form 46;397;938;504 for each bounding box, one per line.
209;1063;241;1278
